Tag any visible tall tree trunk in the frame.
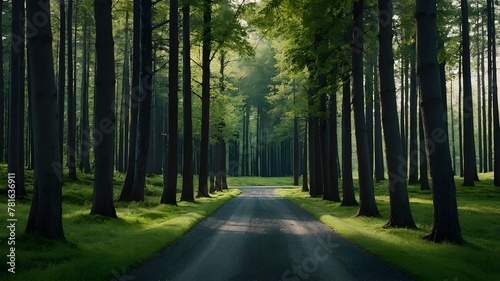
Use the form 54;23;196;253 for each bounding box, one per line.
481;19;488;173
293;83;299;186
9;0;26;197
419;107;431;190
197;0;212;198
0;0;3;163
365;54;374;172
408;43;419;184
302;121;309;192
161;0;179;205
119;0;140;201
378;0;416;228
458;53;464;177
416;0;463;244
67;0;77;180
341;78;357;206
79;15;91;174
181;3;194;201
475;5;483;173
118;11;130;173
374;61;385;181
25;0;64;240
461;0;478;186
353;0;379;217
132;0;153;202
329;93;341;202
58;0;65;169
91;0;117;218
487;0;500;186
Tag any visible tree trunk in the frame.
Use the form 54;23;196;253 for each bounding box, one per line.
352;0;379;217
67;0;77;181
293;83;299;186
408;43;419;184
91;0;117;218
25;0;64;240
181;3;194;201
58;0;65;169
161;0;179;205
481;19;488;173
365;54;374;172
132;0;153;202
416;0;463;244
461;0;478;186
9;0;26;197
302;121;309;192
487;0;500;186
197;0;212;198
119;0;140;201
458;53;464;177
329;93;341;202
341;78;357;206
0;0;3;163
378;0;416;228
79;15;91;174
374;61;385;181
118;11;130;173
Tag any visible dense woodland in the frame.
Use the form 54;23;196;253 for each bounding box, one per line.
0;0;499;245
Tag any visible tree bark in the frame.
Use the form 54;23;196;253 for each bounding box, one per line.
79;15;91;174
57;0;65;169
25;0;64;240
378;0;416;228
302;121;309;192
119;0;140;201
374;61;385;181
181;3;194;201
197;0;212;198
9;0;26;197
416;0;464;244
352;0;379;217
341;78;357;207
329;93;341;202
67;0;77;181
132;0;153;202
408;43;419;184
461;0;478;186
161;0;179;205
91;0;117;218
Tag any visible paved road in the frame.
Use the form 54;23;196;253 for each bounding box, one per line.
129;187;416;281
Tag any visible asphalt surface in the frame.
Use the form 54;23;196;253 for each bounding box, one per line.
128;187;416;281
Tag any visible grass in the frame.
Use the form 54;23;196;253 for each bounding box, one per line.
0;164;241;281
276;174;500;281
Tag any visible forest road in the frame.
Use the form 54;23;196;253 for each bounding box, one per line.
129;187;416;281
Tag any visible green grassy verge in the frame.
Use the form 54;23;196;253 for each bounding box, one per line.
0;165;240;281
276;174;500;281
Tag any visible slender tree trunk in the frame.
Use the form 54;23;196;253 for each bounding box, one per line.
353;0;379;217
58;0;65;169
25;0;64;240
374;61;385;181
476;5;483;173
67;0;77;180
0;0;3;163
119;0;140;201
79;15;91;174
458;52;464;177
408;43;419;184
481;20;487;173
487;0;500;186
365;54;374;172
118;11;130;173
329;93;341;202
302;121;309;192
293;83;299;186
197;0;212;198
461;0;478;186
378;0;416;228
9;0;26;197
419;105;431;190
161;0;179;205
416;0;463;244
132;0;154;202
341;78;357;206
91;0;117;218
181;3;194;201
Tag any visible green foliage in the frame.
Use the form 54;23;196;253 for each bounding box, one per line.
277;174;500;281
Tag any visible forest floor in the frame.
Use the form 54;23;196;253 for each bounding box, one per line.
277;174;500;281
129;187;415;281
0;166;244;281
